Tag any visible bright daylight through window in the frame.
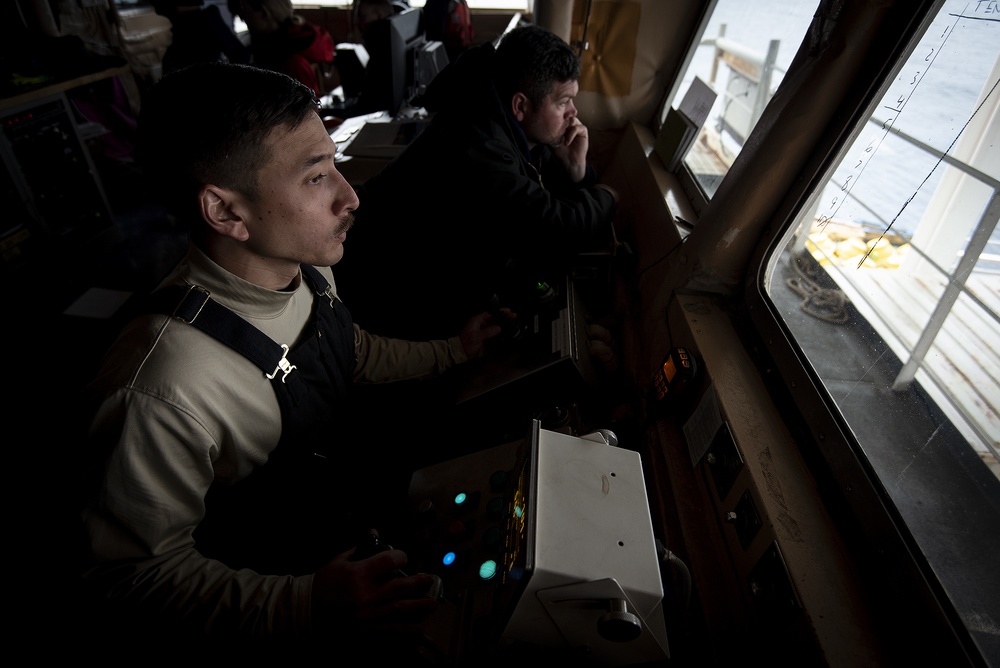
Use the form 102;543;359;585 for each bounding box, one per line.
765;0;998;658
771;0;998;478
667;0;818;202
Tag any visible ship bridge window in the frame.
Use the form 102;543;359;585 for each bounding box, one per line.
759;0;999;661
289;1;531;9
663;0;818;212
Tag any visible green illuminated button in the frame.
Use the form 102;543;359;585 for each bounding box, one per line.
451;490;480;513
479;560;498;580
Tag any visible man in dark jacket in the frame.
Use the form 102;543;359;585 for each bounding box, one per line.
230;0;335;97
156;1;251;75
335;24;619;342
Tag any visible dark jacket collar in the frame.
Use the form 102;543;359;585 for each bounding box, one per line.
422;41;537;163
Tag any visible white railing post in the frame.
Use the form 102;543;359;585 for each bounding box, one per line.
893;190;999;386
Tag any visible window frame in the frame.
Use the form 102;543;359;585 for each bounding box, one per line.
664;0;816;218
738;0;990;661
661;0;716;218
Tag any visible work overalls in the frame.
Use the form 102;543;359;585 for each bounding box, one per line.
153;265;370;575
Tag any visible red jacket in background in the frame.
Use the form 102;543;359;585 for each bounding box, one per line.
251;18;334;97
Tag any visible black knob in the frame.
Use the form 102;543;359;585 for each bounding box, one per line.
596;599;642;642
488;470;508;491
486;496;505;521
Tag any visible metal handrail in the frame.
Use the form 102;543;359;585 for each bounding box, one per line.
820;119;999;456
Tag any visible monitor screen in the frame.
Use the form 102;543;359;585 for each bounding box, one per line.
333;43;368;100
340;8;448;118
386;7;425;116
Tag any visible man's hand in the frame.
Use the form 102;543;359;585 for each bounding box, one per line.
312;547;439;642
458;310;509;360
553;116;590;183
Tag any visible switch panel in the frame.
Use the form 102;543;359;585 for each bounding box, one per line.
747;542;801;619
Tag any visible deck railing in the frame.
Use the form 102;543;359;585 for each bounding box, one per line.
794;113;1000;461
698;26;999;459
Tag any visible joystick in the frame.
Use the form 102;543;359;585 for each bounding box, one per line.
488;294;522;343
350;528;397;562
351;529;444;599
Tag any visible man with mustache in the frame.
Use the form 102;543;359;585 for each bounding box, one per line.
336;24;619;342
77;62;500;658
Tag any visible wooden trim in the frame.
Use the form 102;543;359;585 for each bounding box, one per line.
0;65;134;112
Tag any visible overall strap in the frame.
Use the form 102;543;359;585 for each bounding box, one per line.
143;266;340;383
146;284;298;381
300;263;351;328
300;263;332;296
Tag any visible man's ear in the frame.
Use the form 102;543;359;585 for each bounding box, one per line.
511;92;530;123
199;184;250;241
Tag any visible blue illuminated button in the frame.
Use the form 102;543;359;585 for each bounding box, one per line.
442;551;456;567
479;560;498;580
454;492;467;506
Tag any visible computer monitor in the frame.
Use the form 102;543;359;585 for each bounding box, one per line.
412;39;449;101
386;7;425;116
333;43;368;101
331;8;448;118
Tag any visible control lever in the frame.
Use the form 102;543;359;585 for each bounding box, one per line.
488;293;522;343
351;529;443;599
350;529;400;564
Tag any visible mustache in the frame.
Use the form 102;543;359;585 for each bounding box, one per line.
335;212;355;236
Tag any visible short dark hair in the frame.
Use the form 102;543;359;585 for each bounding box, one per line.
137;62;317;221
493;25;580;107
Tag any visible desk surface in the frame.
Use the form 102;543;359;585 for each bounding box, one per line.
329;107;430;185
328;111;392;185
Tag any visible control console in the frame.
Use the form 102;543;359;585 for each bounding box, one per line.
402;420;670;665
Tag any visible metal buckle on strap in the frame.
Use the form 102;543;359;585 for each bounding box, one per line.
266;343;297;383
321;285;336;309
173;285;211;324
